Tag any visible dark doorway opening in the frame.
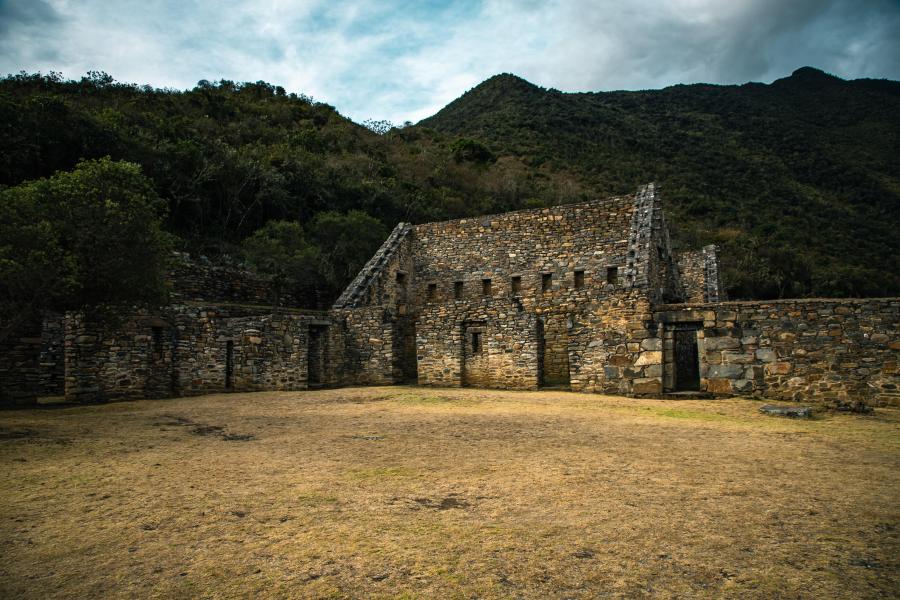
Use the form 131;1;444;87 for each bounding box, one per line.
674;326;700;391
461;321;487;387
308;325;327;387
393;318;418;383
536;319;545;387
225;341;234;390
537;316;570;388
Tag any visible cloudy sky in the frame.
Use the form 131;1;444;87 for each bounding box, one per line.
2;0;898;124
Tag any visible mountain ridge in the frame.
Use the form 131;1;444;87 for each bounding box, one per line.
0;67;897;302
417;66;900;299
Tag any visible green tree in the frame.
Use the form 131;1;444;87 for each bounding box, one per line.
242;220;321;305
308;211;388;299
0;157;171;339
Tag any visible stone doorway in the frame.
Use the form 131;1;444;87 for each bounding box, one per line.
308;325;327;387
538;316;570;388
225;340;234;390
461;321;488;387
673;325;701;391
393;317;418;383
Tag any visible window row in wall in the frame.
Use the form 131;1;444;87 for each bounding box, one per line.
421;267;619;301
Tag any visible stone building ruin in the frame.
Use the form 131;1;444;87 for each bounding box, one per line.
1;184;898;406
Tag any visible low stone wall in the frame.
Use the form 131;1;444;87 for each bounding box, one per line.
0;313;65;405
64;306;331;402
657;298;899;406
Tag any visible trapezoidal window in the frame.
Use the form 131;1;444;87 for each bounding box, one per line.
606;267;618;284
541;273;552;293
482;278;492;296
427;283;436;300
454;281;463;299
471;331;482;353
574;270;585;289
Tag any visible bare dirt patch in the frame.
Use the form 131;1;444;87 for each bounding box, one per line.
1;387;898;598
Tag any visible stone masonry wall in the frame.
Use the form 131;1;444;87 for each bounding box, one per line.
411;195;639;388
168;254;302;307
0;313;65;405
416;297;539;389
656;298;899;406
677;245;723;304
65;306;330;402
407;192;680;394
331;307;396;386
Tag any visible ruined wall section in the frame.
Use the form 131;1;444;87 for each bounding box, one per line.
416;297;539;389
330;222;415;385
566;292;661;395
168;254;308;308
657;298;899;406
332;223;413;309
1;313;65;405
331;307;396;386
677;245;724;303
64;307;327;402
625;183;682;305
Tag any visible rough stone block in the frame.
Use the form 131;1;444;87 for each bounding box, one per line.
635;351;662;366
640;338;662;351
708;364;744;378
722;351;754;364
755;348;776;362
765;362;792;375
706;378;732;393
632;378;662;394
704;337;740;351
731;379;754;393
760;404;812;418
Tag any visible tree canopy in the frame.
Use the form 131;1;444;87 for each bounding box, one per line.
0;157;170;338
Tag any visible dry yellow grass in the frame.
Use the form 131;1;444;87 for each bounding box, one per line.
1;387;898;599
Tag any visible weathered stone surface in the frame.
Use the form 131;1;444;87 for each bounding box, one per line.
755;348;777;362
708;364;744;378
635;351;662;366
640;338;662;351
704;337;740;351
706;378;733;393
760;404;812;418
765;362;793;375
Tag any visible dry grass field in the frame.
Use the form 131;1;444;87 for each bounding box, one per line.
1;387;898;599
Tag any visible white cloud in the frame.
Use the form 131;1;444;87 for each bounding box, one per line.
0;0;897;124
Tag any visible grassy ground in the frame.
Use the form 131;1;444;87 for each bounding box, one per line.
1;387;898;599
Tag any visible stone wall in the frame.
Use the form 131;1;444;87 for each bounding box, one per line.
64;306;332;402
416;297;539;389
656;298;899;406
0;313;65;405
0;326;43;405
331;307;396;386
677;245;724;303
167;254;305;307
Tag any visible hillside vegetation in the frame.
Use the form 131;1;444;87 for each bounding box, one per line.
1;67;898;304
421;68;900;299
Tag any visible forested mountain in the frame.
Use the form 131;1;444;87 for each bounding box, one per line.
1;67;898;305
421;68;900;299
